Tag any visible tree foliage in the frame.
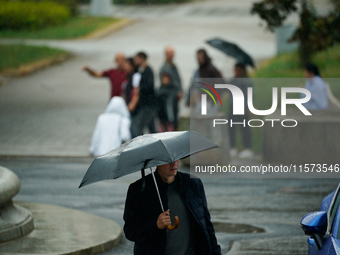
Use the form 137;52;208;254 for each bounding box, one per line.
251;0;298;32
251;0;340;65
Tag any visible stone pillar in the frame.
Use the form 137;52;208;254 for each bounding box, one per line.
0;166;34;243
90;0;113;17
276;25;299;54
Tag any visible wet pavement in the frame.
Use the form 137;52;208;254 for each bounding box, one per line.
0;0;337;254
0;201;122;254
0;157;338;254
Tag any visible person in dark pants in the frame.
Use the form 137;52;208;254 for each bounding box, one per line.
228;62;254;159
157;73;177;132
132;52;157;136
123;160;222;255
122;58;141;112
159;46;183;130
121;57;141;138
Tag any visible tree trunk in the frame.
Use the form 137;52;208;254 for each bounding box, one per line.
299;0;312;66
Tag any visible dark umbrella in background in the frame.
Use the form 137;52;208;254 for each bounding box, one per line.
206;38;256;68
79;131;218;230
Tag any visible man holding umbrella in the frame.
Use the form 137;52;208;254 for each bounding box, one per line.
123;160;221;255
79;131;221;255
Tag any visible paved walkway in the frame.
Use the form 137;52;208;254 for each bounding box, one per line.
1;0;278;157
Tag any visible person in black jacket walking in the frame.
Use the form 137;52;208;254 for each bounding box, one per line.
131;52;157;136
123;160;221;255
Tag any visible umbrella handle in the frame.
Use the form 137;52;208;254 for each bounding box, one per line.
151;168;179;230
167;216;179;230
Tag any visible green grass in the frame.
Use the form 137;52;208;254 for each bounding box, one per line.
0;16;120;39
231;44;340;154
252;44;340;79
0;44;67;72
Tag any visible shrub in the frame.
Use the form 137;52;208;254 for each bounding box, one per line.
0;1;71;30
77;0;190;5
17;0;78;16
57;0;78;16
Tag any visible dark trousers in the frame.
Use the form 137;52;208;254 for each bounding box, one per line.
131;106;157;136
173;100;179;130
228;113;252;149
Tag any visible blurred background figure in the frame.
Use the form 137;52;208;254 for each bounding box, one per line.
132;52;157;136
82;53;127;100
157;73;178;132
122;57;141;137
159;46;183;130
228;62;254;159
195;49;222;79
301;63;328;111
89;96;131;157
186;48;223;114
122;57;141;111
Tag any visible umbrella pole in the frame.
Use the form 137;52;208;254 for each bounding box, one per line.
150;168;165;212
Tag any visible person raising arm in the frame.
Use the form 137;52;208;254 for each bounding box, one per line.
82;53;127;99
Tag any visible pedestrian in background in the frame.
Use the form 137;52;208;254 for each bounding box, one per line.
301;63;328;111
132;52;157;136
186;49;223;114
228;62;254;159
121;57;142;138
83;53;127;100
159;46;183;130
122;57;141;113
157;73;178;132
89;96;131;157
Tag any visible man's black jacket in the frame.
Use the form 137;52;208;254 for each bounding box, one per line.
138;65;155;108
123;171;221;255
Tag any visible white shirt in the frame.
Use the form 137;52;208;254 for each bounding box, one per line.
132;72;141;88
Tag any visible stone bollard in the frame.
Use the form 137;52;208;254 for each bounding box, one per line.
0;166;34;243
276;25;298;54
90;0;113;17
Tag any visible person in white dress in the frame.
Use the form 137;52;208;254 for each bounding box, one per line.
89;96;131;157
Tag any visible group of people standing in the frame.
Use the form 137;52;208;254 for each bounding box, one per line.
82;45;334;159
83;47;183;156
83;47;258;158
